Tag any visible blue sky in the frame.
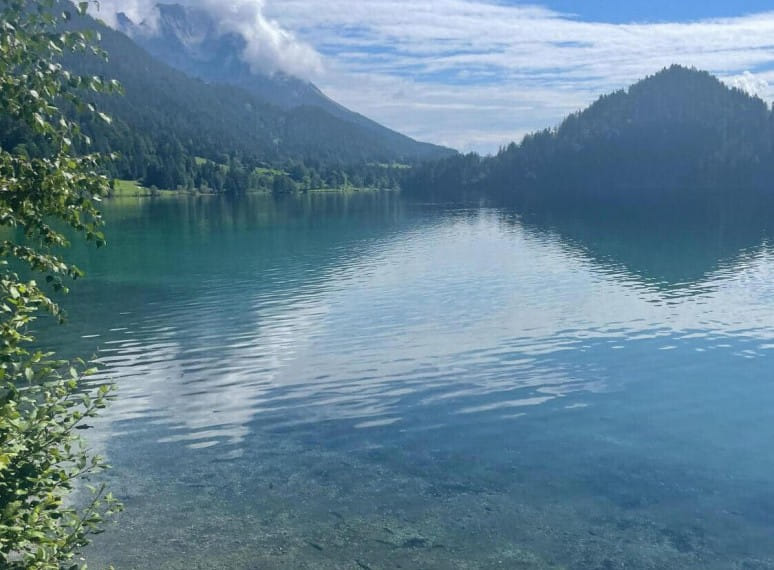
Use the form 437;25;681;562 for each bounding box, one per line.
521;0;774;23
96;0;774;153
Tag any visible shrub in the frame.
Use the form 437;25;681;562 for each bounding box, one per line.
0;1;122;568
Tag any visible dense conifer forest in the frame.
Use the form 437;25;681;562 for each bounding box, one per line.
405;66;774;207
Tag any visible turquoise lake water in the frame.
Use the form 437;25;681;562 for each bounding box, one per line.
44;192;774;569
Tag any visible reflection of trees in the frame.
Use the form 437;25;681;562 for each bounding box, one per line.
500;201;774;292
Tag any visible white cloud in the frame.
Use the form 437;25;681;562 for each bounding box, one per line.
88;0;153;30
263;1;774;152
86;0;322;78
730;70;771;97
88;1;774;153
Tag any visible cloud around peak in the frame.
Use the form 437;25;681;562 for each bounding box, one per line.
86;0;323;78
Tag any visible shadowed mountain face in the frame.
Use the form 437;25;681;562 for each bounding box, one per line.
115;3;452;160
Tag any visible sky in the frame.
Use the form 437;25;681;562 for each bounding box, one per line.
92;1;774;154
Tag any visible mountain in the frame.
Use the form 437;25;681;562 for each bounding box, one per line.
114;3;449;162
18;7;454;193
406;66;774;206
114;4;331;111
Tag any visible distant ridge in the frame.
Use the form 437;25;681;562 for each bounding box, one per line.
406;65;774;205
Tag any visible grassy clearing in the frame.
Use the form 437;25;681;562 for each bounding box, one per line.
110;179;147;197
109;179;181;198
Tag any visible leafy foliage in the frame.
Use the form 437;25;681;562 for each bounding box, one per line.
0;1;121;567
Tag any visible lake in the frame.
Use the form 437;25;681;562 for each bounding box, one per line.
45;192;774;569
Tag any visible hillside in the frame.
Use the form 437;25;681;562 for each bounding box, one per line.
406;66;774;205
44;10;453;192
116;2;444;158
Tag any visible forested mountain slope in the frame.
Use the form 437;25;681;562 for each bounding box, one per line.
1;6;453;193
406;66;774;205
117;2;413;139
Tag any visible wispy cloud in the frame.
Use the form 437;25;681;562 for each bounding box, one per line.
91;0;774;153
265;1;774;152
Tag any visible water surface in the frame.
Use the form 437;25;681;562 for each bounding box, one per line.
46;192;774;569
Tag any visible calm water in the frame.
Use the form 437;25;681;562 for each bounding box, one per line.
42;192;774;569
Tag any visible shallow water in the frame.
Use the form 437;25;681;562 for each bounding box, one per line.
42;192;774;568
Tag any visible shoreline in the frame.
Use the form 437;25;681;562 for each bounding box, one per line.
108;180;399;199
